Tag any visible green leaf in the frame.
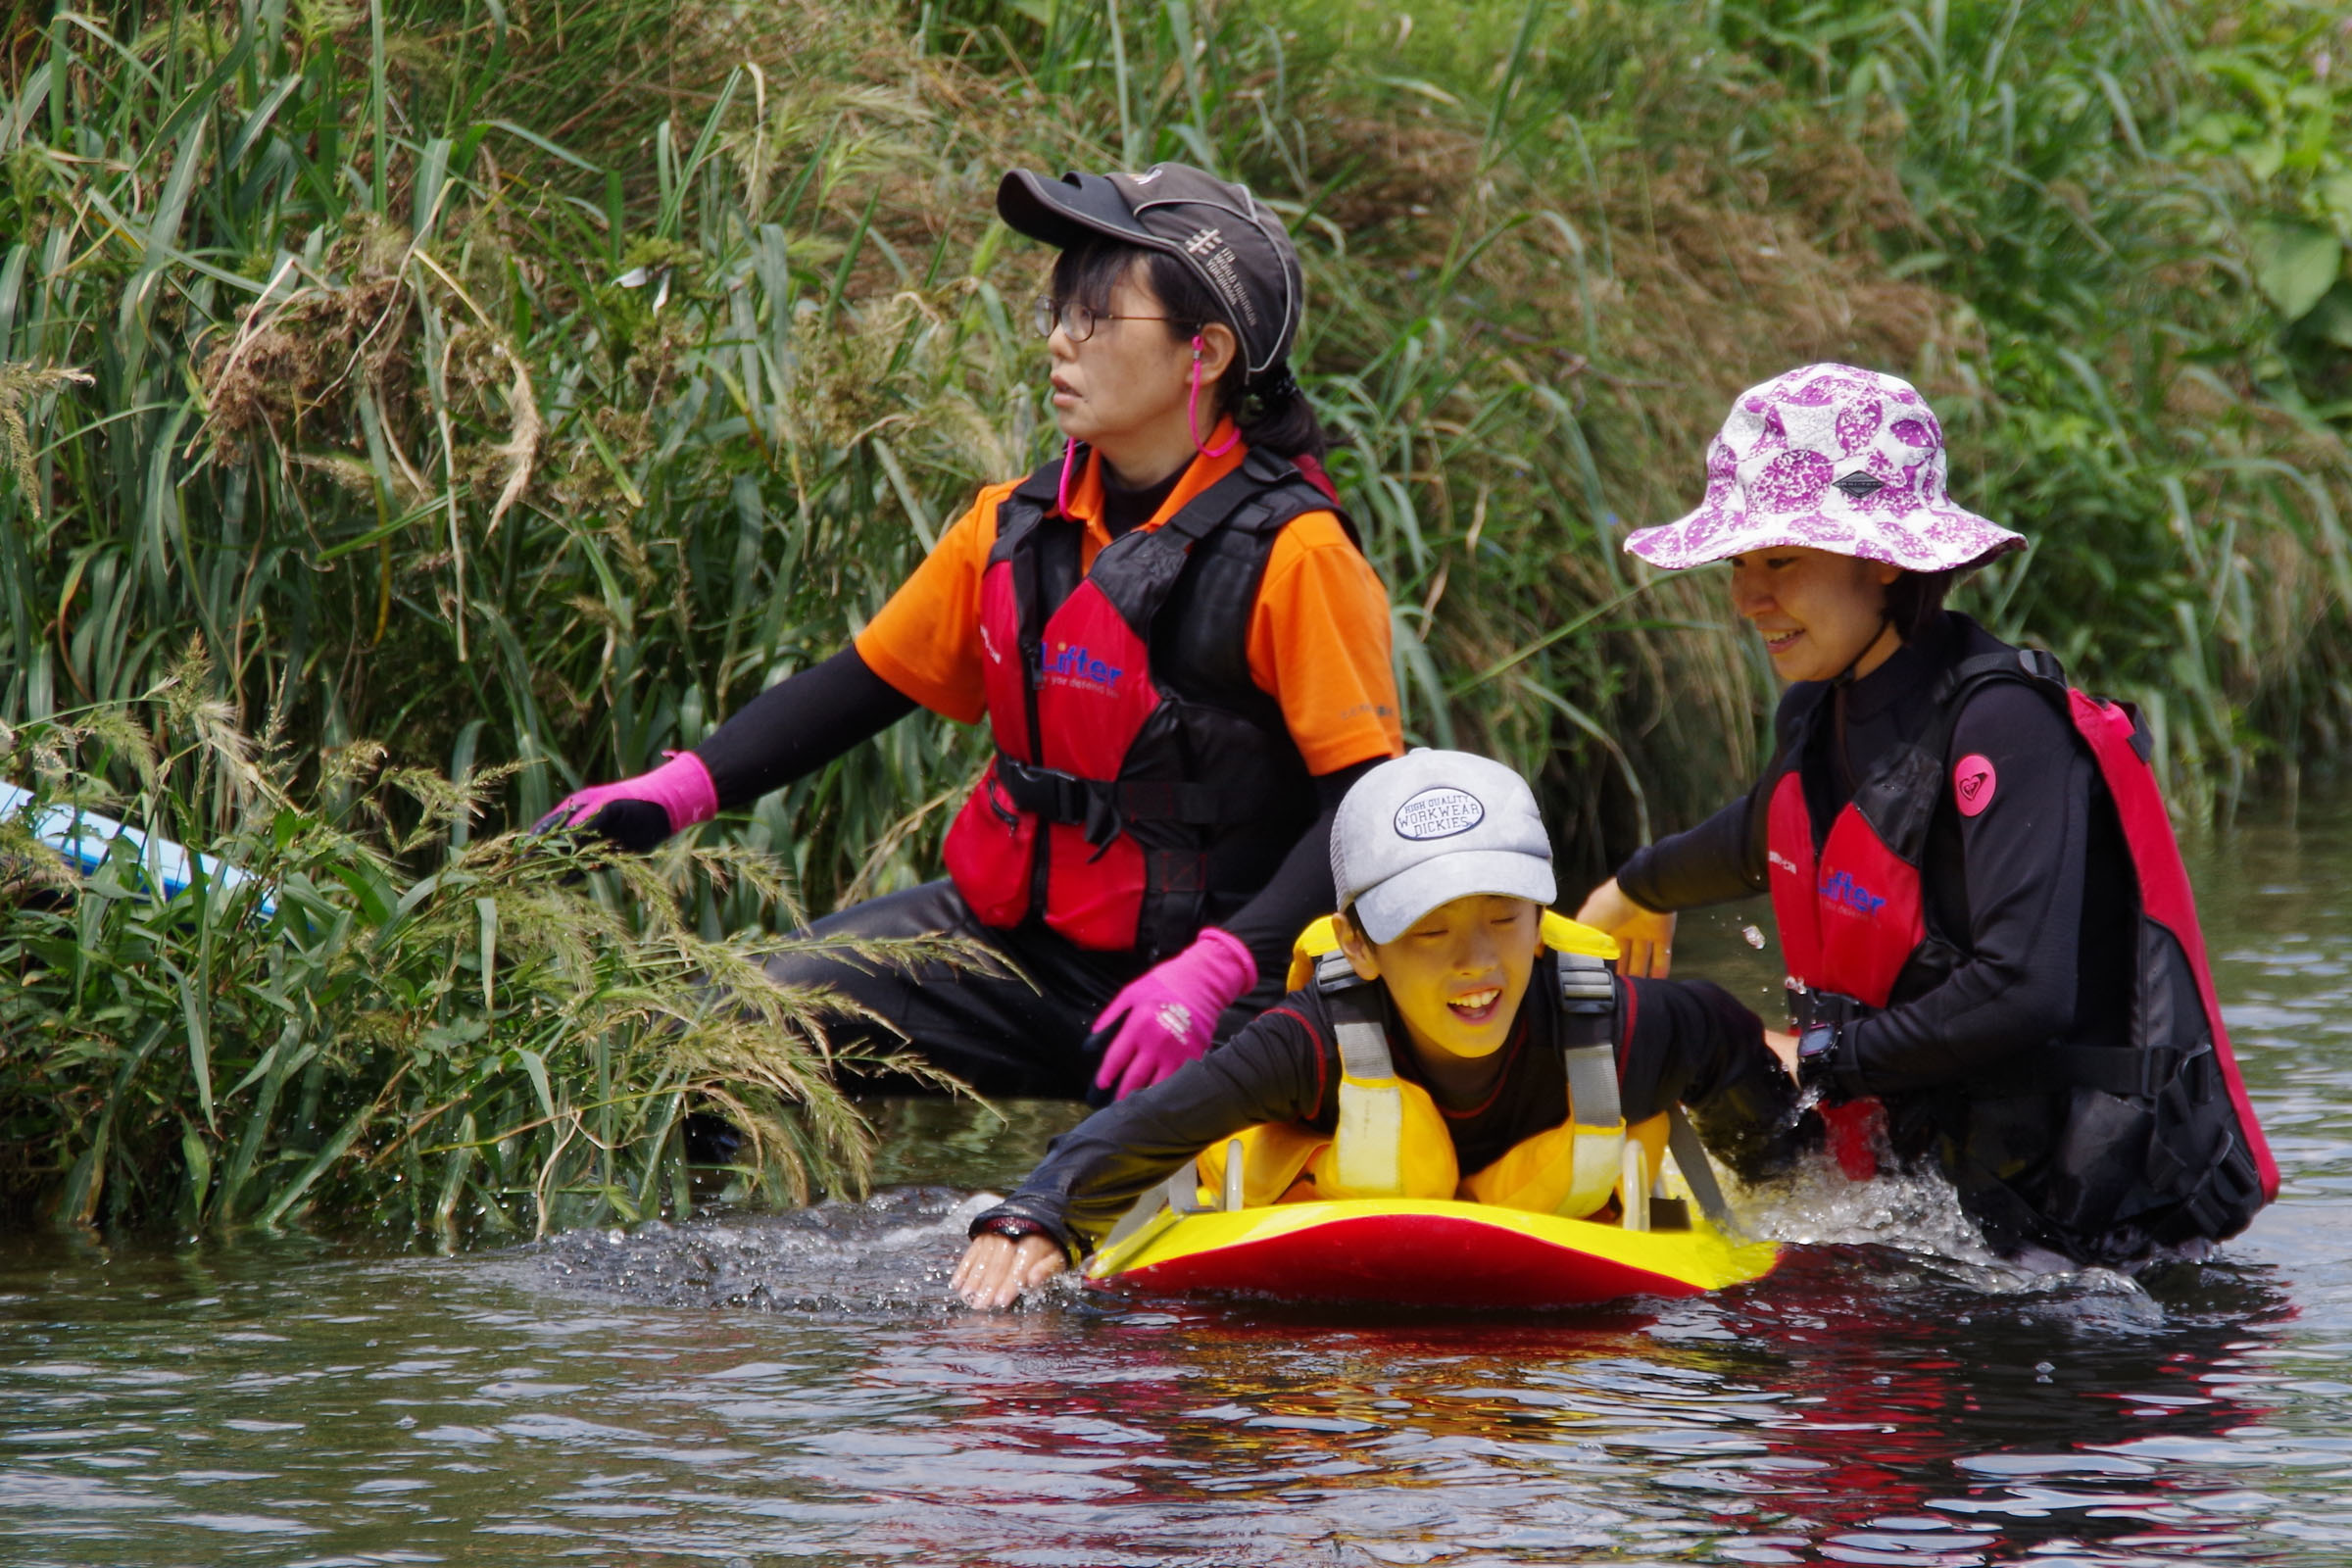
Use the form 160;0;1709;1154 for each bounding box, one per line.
516;1049;557;1121
2321;173;2352;225
178;1117;214;1226
328;860;397;925
2250;220;2343;321
2303;282;2352;353
253;1099;373;1230
172;963;216;1129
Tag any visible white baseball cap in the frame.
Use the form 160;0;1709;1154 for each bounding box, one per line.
1331;750;1556;944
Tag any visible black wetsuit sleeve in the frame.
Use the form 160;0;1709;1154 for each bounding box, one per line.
1618;975;1801;1182
970;1003;1330;1252
692;646;919;809
1217;759;1384;976
1831;683;2093;1097
1617;685;1824;911
1615;786;1769;911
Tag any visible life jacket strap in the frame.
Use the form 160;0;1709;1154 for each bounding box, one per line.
1666;1103;1735;1229
1303;953;1640;1217
1967;1044;2187;1102
1326;980;1407;1196
1555;953;1628;1218
993;757;1266;842
2148;1138;2265;1246
1098;1163;1212;1257
1795;985;2189;1101
1917;647;2071;772
1933;646;2067;706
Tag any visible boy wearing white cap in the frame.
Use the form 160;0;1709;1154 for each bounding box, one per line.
954;749;1798;1308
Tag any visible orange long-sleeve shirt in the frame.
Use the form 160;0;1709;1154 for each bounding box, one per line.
855;436;1404;775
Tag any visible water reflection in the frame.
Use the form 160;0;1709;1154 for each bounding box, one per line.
0;796;2347;1566
0;1205;2316;1566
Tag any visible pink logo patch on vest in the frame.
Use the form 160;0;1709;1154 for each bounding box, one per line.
1953;754;1997;817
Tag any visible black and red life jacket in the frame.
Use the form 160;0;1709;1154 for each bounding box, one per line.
940;445;1348;958
1765;646;2278;1255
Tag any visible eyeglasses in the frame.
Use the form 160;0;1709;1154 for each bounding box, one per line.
1031;296;1176;343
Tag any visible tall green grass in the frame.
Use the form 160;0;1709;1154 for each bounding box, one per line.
2;0;2348;1229
0;648;969;1238
11;0;2340;867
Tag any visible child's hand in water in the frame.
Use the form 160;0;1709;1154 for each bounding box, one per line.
953;1232;1067;1309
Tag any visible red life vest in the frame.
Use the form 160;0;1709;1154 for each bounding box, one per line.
940;446;1348;957
1764;647;2277;1252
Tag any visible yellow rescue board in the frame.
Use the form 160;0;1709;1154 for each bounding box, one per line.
1085;1197;1780;1308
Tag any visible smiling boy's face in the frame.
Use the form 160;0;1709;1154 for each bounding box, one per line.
1335;894;1543;1061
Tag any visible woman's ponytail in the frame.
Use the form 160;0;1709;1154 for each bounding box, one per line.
1232;360;1328;466
1131;249;1330;465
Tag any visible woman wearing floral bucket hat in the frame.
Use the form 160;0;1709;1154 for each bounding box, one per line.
1573;363;2276;1269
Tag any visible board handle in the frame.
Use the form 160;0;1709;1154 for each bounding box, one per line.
1620;1142;1649;1232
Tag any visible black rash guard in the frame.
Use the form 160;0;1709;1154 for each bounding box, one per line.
1613;612;2132;1099
972;961;1793;1254
688;460;1368;979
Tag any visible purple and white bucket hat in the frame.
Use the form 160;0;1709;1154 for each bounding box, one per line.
1624;364;2026;573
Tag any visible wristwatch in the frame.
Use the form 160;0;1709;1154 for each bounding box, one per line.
1795;1021;1840;1094
974;1213;1052;1243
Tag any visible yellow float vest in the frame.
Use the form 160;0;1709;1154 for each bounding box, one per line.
1195;913;1665;1218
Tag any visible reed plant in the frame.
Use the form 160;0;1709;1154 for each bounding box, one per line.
6;0;2342;877
0;646;970;1238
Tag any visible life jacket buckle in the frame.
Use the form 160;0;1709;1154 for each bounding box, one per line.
1313;950;1358;996
1080;782;1124;858
1557;952;1614;1013
995;756;1126;854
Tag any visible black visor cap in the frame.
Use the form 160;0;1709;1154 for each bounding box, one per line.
996;164;1302;375
996;170;1152;254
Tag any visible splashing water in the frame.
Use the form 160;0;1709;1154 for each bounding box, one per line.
512;1187;1002;1315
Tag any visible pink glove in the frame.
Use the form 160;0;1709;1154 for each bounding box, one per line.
1090;927;1258;1100
534;751;718;850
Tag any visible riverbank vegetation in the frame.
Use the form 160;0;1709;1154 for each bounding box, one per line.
3;0;2349;1232
0;654;970;1236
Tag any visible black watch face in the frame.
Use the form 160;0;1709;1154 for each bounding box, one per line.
1800;1025;1835;1061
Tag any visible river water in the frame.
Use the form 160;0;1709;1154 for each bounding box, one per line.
6;798;2351;1567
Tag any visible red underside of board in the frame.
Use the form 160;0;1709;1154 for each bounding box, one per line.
1109;1212;1700;1307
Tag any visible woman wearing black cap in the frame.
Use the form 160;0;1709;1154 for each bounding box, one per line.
541;165;1406;1102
